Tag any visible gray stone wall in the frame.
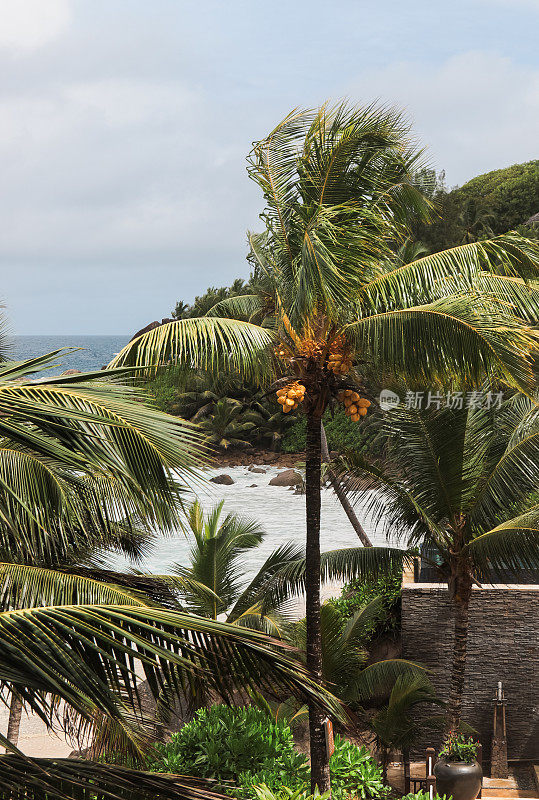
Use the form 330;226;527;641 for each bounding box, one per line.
401;584;539;760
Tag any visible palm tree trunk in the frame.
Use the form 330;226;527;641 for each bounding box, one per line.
305;412;331;794
447;566;473;731
6;693;23;750
320;424;373;547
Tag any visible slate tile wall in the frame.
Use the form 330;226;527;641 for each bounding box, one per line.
401;584;539;759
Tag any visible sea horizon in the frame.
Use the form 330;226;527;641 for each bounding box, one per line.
9;334;131;373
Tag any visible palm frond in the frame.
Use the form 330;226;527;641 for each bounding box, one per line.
0;755;228;800
347;659;428;703
358;234;539;310
345;293;538;393
260;546;411;609
228;541;305;622
465;506;539;578
109;316;274;383
206;294;266;321
0;603;346;730
0;563;150;611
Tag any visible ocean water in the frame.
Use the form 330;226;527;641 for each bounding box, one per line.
9;335;129;374
111;464;395;604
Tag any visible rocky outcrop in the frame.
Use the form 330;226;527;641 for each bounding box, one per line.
269;469;303;487
210;474;234;485
248;467;266;474
130;318;175;342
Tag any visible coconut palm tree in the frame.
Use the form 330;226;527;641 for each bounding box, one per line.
339;396;539;731
109;102;539;792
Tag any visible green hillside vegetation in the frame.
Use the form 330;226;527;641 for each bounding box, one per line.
412;160;539;252
455;159;539;233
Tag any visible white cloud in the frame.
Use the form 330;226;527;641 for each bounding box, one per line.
347;51;539;185
0;0;71;51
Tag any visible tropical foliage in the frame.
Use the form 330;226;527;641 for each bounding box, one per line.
328;566;403;639
148;706;388;800
0;344;344;799
172;500;303;633
338;396;539;730
110;100;539;794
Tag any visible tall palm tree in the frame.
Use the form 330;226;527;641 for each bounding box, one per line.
339;397;539;731
109;102;539;792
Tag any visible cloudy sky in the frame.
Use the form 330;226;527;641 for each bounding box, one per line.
1;0;539;335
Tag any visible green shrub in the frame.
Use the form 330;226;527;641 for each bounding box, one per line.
147;706;388;800
328;567;402;638
328;736;389;800
147;705;308;791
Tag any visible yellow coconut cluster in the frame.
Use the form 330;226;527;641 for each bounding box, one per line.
297;339;325;360
337;390;371;422
327;335;353;375
276;382;306;413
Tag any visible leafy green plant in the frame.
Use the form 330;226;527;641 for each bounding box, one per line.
328;567;403;639
147;706;389;800
400;792;448;800
329;735;389;800
237;733;388;800
148;705;309;790
252;785;329;800
439;733;479;763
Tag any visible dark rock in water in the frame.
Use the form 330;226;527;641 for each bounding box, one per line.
249;467;266;474
248;483;258;488
131;318;174;342
210;474;234;485
269;469;302;487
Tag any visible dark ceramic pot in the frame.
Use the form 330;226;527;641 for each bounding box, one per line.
434;759;482;800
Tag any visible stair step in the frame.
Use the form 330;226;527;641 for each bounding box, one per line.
483;779;520;789
482;792;537;799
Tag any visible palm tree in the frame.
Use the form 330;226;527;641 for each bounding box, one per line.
287;599;427;710
368;674;443;782
339;397;539;731
109;102;539;792
198;397;257;449
173;499;303;632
